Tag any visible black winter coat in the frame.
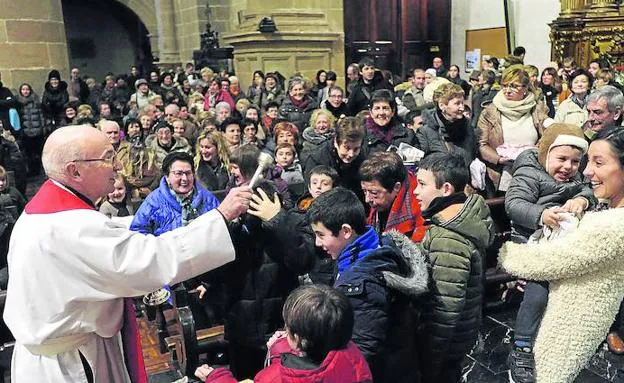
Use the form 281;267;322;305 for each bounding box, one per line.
365;118;415;154
302;139;366;202
224;212;299;347
417;108;478;166
278;95;317;133
17;93;45;138
505;148;595;242
471;86;499;131
347;71;393;116
196;159;229;192
0;137;27;194
0;83;18;132
42;81;69;125
269;201;336;286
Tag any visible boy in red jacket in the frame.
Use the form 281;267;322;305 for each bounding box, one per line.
194;284;372;383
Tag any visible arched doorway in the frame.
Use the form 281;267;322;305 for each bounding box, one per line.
61;0;153;79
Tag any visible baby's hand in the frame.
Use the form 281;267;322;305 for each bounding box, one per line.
541;207;565;228
194;364;214;381
561;198;588;216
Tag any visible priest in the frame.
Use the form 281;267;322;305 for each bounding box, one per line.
3;125;251;382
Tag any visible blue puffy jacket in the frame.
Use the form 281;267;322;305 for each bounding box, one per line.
130;177;220;236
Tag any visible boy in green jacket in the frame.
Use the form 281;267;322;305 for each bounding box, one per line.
415;152;494;383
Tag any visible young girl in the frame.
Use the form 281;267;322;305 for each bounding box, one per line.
504;123;596;382
194;284;372;383
99;174;135;218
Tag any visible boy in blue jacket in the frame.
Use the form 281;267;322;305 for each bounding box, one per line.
307;187;428;382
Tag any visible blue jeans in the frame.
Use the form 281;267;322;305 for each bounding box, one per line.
514;281;549;343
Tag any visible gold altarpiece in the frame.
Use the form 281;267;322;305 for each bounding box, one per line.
551;0;624;67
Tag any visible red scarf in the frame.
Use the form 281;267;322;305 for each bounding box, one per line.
367;172;427;242
26;180;148;383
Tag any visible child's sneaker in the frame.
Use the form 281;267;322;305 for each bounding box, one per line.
508;346;535;383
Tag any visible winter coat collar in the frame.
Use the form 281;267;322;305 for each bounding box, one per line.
428;193;493;251
155;177;205;212
337;226;379;273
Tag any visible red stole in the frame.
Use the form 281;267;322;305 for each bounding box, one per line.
26;180;148;383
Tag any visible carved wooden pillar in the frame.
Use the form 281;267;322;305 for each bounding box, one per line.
559;0;586;17
586;0;619;16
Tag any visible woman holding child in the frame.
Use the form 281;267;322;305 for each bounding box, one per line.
500;129;624;383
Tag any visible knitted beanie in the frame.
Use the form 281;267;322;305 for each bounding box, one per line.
48;70;61;81
537;123;588;169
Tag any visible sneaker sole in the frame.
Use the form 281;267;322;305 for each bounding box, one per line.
508;370;517;383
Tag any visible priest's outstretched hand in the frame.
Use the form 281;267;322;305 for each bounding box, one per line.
217;186;253;222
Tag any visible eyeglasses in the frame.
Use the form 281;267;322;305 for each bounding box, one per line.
170;170;194;178
73;153;117;165
502;83;526;92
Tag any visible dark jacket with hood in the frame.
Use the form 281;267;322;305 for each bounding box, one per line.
42;81;69;125
0;82;18;132
347;71;393;116
419;193;494;382
417;107;478;166
196;159;229;192
505;148;595;242
302;139;366;202
335;228;429;382
16;85;45;137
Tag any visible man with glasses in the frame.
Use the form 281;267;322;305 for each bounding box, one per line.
321;85;348;119
4;125;252;382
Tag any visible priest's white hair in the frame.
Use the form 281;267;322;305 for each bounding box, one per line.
42;125;93;180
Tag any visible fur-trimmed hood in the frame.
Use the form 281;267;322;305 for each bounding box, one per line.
380;230;429;299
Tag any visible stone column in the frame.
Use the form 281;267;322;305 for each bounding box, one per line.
156;0;180;65
0;0;69;90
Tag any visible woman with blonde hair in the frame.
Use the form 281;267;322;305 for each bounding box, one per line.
477;65;550;194
195;131;230;191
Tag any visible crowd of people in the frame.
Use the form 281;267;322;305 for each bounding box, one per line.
2;45;624;383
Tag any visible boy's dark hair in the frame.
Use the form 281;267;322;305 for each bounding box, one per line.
307;187;367;236
404;110;422;125
283;284;354;364
219;116;242;132
326;71;337;81
359;151;407;191
369;89;397;113
418;152;469;192
512;46;526;57
309;165;339;185
335;116;366;145
265;101;280;112
229;144;260;180
162;151;195;175
358;57;375;70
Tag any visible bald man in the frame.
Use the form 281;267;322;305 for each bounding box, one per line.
3;125;251;382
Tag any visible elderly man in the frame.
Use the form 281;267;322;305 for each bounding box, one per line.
148;120;192;169
359;151;427;242
165;104;198;146
100;120;131;172
130;79;154;110
3;125;251;382
584;85;623;140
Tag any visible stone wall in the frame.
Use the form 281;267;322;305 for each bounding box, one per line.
220;0;346;91
0;0;69;91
